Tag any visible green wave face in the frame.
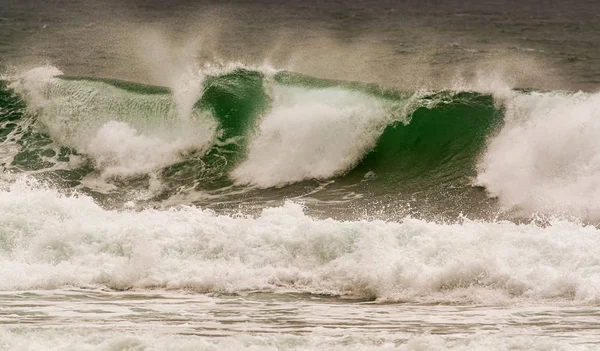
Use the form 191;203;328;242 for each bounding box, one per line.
349;92;502;186
0;67;504;215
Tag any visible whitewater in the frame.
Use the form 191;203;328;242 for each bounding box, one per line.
2;59;600;349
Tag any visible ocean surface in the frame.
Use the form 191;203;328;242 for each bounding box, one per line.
2;0;600;350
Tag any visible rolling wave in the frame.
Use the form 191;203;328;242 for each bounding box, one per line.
1;65;599;219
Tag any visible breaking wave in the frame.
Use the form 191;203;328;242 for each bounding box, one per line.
2;65;600;220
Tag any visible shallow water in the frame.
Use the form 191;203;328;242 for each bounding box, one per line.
2;290;600;350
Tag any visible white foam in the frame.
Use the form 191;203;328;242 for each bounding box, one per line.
1;177;600;304
231;85;412;188
477;91;600;219
85;121;204;177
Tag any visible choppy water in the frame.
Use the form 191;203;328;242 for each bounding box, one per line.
2;0;600;350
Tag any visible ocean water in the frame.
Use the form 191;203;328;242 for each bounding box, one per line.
2;0;600;350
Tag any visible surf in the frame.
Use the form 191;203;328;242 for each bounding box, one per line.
0;177;599;306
